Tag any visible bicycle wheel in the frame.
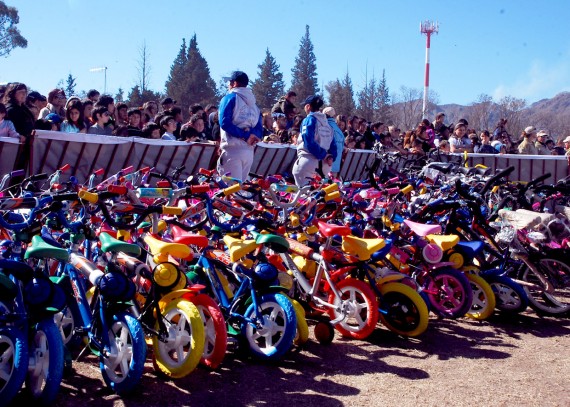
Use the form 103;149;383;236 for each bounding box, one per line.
242;293;296;361
485;275;528;314
378;282;429;337
189;294;227;370
465;273;496;320
520;257;570;315
100;312;146;395
327;278;379;340
152;298;205;378
24;319;64;405
0;326;28;405
289;297;310;346
423;268;473;319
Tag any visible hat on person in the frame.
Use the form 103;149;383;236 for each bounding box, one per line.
161;97;176;106
537;130;549;137
225;71;249;86
302;95;324;109
27;91;46;102
322;106;336;117
45;113;63;124
524;126;537;134
491;140;505;152
563;136;570;143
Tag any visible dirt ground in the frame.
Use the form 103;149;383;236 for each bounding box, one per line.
9;310;570;407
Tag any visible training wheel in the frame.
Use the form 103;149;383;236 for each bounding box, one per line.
314;321;335;345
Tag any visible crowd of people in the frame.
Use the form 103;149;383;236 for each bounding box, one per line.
1;79;569;184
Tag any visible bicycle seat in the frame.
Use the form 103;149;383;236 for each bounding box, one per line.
342;235;386;261
425;234;459;251
403;219;442;236
99;232;141;256
170;224;209;248
25;235;70;261
144;234;191;259
455;241;484;258
317;221;352;237
223;235;258;262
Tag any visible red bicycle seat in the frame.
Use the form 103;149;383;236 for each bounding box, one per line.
170;224;209;248
317;221;352;237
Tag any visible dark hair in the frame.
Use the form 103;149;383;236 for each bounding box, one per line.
371;121;384;131
116;102;128;111
0;102;5;115
168;106;182;116
142;122;160;138
127;108;141;117
2;82;27;105
87;89;100;99
81;98;93;107
160;115;175;129
286;91;297;98
65;100;85;130
436;112;445;120
189;113;204;126
34;118;53;130
481;130;490;138
189;104;204;115
47;88;65;104
91;105;108;122
96;94;114;109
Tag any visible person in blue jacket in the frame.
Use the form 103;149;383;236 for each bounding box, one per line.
323;106;345;178
292;95;337;186
216;71;262;181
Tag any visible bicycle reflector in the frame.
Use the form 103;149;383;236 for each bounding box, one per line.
153;262;186;291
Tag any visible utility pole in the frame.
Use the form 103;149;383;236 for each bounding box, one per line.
420;20;438;120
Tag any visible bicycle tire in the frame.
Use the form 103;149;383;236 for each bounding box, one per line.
378;282;429;337
289;297;310;346
485;274;528;314
327;278;379;340
423;268;473;319
189;294;227;370
152;298;205;378
100;312;146;395
24;319;64;405
0;326;28;405
242;293;296;361
465;273;496;320
520;257;570;316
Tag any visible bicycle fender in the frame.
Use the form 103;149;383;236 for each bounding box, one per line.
157;288;195;311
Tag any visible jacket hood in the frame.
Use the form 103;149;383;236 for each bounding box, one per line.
231;87;257;107
313;111;329;127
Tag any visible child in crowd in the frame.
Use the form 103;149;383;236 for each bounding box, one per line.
87;106;113;135
0;102;22;140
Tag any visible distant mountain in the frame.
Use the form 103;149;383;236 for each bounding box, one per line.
433;92;570;139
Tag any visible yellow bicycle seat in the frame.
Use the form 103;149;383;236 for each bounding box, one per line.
426;234;460;251
144;234;191;259
342;235;385;261
223;235;258;262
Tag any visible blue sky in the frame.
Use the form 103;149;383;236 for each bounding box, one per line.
2;0;570;107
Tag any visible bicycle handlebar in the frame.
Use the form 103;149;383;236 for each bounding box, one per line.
479;166;515;195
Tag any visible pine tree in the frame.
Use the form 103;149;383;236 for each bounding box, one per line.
290;25;319;100
65;73;77;97
165;38;188;108
376;70;391;122
0;2;27;58
115;88;124;103
251;48;285;110
183;34;218;110
325;71;355;117
356;75;378;121
126;85;142;108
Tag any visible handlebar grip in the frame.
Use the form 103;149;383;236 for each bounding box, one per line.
387;176;399;184
139;166;151;174
400;185;414;195
271;183;299;193
162;206;183;215
29;173;49;181
386;187;400;195
94;168;105;176
527;173;551;189
52;192;79;202
122;165;134;174
78;190;99;203
199;168;214;176
223;184;241;196
60;164;71;172
325;191;341;202
189;184;210;194
107;185;128;195
322;183;339;194
480;166;515;195
11;169;25;178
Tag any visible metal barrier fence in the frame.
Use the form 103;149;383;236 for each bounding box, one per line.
1;132;568;183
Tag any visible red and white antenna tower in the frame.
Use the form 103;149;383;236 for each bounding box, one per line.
420;20;439;119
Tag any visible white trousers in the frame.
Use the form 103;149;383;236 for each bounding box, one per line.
292;155;331;186
217;147;254;181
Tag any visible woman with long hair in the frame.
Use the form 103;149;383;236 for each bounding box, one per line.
61;100;86;133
